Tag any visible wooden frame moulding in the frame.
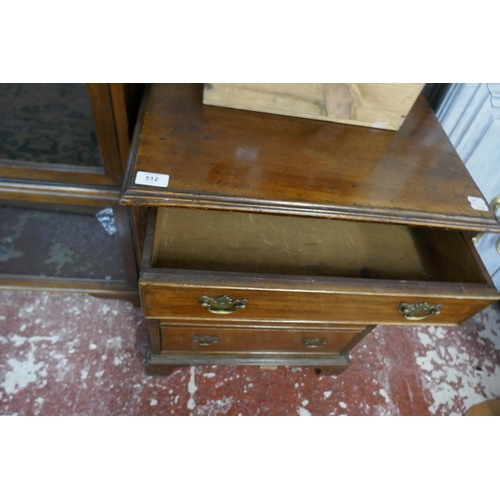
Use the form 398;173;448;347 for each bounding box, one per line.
0;183;140;301
0;84;143;188
0;274;139;306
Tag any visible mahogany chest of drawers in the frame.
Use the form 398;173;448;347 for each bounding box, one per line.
120;84;500;376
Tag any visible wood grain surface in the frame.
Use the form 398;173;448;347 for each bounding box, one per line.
0;180;120;206
203;83;425;131
121;84;500;233
160;324;362;355
152;207;487;284
141;206;499;327
139;268;498;326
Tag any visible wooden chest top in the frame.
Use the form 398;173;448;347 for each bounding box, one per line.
121;84;500;233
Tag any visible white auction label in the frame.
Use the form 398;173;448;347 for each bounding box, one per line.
135;171;170;188
468;196;489;212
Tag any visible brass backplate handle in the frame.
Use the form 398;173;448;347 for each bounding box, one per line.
193;335;219;346
398;302;441;321
302;338;327;348
198;294;248;315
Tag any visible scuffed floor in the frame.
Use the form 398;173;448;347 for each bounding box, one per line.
1;290;499;416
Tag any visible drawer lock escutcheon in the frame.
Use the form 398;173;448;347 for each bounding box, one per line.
198;295;248;315
302;338;327;348
398;302;441;321
193;335;219;346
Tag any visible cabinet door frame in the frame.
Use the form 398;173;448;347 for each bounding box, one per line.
0;84;128;188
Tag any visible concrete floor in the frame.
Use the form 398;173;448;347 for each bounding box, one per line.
1;290;500;416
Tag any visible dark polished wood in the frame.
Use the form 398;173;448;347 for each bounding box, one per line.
123;84;500;376
119;88;151;270
160;324;363;355
159;319;366;330
0;160;116;186
139;208;498;327
0;180;119;206
87;84;125;185
119;84;149;201
121;84;500;233
140;270;496;326
110;83;145;170
147;351;351;370
113;205;139;288
130;206;149;268
148;319;162;354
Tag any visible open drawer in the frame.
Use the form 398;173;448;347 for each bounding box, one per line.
140;207;499;326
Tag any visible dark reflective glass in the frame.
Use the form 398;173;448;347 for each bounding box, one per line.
0;83;104;167
0;204;126;281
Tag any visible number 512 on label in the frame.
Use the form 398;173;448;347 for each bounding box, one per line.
135;171;170;188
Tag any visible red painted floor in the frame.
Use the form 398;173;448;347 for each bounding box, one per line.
1;290;500;416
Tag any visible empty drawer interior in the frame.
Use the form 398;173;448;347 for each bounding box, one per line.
151;207;487;284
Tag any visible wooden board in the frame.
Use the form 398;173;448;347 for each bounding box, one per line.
203;83;425;131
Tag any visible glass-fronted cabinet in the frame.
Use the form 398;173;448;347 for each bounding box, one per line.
0;83;144;303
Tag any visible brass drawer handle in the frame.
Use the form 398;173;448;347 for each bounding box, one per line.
193;335;219;346
302;338;326;348
198;294;248;315
398;302;441;321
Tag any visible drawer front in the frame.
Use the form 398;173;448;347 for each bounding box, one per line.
140;272;498;326
160;324;363;355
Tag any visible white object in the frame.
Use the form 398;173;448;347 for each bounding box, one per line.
468;196;489;212
135;171;170;188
